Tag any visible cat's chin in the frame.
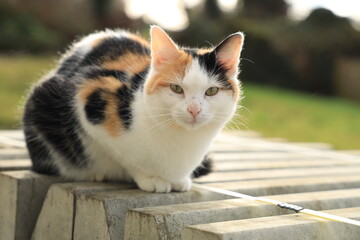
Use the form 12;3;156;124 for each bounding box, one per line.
176;119;210;131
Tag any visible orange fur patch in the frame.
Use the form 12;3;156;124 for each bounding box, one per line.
78;77;122;102
103;93;123;137
102;53;150;75
78;77;125;137
145;50;192;95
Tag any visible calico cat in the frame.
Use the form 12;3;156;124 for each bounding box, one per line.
23;26;244;193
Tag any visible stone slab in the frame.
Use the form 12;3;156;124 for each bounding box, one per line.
0;135;26;148
0;130;25;140
205;175;360;196
0;159;31;171
291;142;333;150
32;182;133;240
339;150;360;156
220;130;262;138
196;166;360;183
73;188;231;240
209;144;282;153
0;149;29;159
213;159;355;172
0;170;66;240
182;207;360;240
124;188;360;240
211;152;325;161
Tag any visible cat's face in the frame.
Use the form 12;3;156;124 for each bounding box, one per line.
144;26;244;131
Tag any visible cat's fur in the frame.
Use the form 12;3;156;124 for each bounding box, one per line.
23;26;244;192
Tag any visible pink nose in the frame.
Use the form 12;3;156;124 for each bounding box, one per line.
187;104;201;117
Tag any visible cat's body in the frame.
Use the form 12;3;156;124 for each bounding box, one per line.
23;26;244;192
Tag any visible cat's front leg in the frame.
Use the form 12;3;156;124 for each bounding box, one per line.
133;174;172;193
172;177;192;192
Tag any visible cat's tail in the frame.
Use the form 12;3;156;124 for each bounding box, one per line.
191;154;213;178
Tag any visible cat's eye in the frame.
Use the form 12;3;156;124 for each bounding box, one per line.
205;87;219;96
170;84;184;94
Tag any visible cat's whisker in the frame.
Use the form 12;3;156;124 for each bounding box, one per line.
238;105;253;118
228;118;250;131
212;115;249;131
143;119;175;141
143;118;173;136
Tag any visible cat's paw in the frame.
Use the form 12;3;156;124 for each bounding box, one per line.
136;176;172;193
87;174;105;182
172;177;192;192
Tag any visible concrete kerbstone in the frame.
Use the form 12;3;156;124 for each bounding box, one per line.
124;188;360;240
0;159;31;171
0;149;29;159
182;207;360;240
0;170;66;240
196;166;360;183
205;175;360;196
32;182;133;240
73;188;231;240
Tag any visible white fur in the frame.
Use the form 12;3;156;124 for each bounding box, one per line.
74;29;130;55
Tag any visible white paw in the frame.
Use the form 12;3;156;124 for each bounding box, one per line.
135;176;172;193
172;178;192;192
87;174;105;182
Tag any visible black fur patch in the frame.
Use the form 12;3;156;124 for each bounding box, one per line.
130;67;149;91
81;37;150;67
85;90;106;124
24;127;60;175
24;75;88;170
116;85;134;129
192;154;213;178
57;52;84;78
184;49;231;88
84;68;127;82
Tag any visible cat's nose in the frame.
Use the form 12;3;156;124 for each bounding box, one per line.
187;103;201;118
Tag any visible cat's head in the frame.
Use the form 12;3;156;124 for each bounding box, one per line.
144;26;244;131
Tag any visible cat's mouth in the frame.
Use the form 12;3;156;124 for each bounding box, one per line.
178;116;209;131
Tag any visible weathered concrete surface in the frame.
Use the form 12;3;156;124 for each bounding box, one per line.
291;142;333;150
182;207;360;240
124;188;360;240
0;170;65;240
339;150;360;156
211;152;325;161
196;166;360;183
73;189;231;240
0;149;29;159
209;144;280;153
213;159;354;171
32;182;133;240
0;130;25;139
205;175;360;196
0;159;31;171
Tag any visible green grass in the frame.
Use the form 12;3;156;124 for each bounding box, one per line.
0;55;359;150
229;84;360;150
0;55;55;128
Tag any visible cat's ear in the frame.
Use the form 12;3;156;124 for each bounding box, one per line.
214;32;244;77
150;26;179;70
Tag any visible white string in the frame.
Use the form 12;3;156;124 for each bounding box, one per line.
193;183;360;227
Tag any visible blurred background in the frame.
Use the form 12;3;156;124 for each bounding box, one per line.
0;0;359;149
